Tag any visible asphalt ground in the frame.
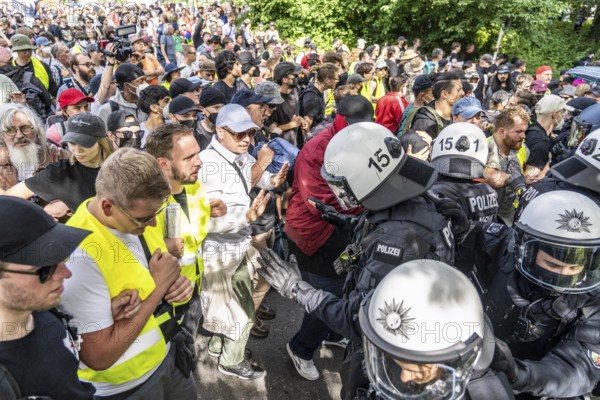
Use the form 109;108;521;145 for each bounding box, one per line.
195;290;344;400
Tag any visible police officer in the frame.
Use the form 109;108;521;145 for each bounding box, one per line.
359;259;512;400
515;128;600;223
259;122;478;399
430;122;498;223
472;190;600;398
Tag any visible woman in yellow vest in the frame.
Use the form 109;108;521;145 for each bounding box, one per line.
10;34;53;93
356;62;378;115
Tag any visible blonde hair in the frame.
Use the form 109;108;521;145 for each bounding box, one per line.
69;137;115;165
95;148;170;210
575;83;590;97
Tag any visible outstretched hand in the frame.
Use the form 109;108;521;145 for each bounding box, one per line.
256;248;302;300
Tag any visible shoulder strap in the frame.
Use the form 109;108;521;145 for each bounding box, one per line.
211;148;250;195
0;364;21;400
424;106;444;134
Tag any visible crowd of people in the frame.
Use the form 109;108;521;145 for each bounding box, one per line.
0;1;599;400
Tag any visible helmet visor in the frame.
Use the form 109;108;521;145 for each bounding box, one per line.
363;337;477;400
568;119;592;147
518;236;600;293
320;164;360;210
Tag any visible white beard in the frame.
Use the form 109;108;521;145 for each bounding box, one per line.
9;143;41;181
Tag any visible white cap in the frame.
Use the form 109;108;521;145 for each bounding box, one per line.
216;104;259;133
534;94;574;115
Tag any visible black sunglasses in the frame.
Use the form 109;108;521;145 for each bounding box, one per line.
2;264;58;283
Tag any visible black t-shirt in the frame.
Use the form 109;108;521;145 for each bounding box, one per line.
410;107;451;139
525;121;551;169
0;311;95;399
270;89;300;145
299;85;325;129
24;160;99;211
212;80;238;104
195;122;215;151
173;188;190;220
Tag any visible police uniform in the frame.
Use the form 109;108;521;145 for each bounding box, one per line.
470;222;600;398
431;176;498;223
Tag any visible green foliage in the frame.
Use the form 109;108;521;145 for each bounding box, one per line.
241;0;598;72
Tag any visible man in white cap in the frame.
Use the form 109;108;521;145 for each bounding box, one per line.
525;94;573;182
198;104;288;379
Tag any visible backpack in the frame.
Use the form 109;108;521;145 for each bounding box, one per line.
4;69;52;122
400;105;444;136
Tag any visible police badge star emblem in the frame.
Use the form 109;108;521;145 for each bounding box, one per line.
556;209;592;233
376;299;415;338
588;349;600;369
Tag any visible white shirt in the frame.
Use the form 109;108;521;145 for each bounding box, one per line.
198;135;273;235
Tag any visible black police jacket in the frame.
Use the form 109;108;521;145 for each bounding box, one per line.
431;176;498;223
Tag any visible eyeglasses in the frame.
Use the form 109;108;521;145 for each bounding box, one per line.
77;63;94;68
4;125;34;136
1;264;58;284
116;202;167;228
223;127;257;140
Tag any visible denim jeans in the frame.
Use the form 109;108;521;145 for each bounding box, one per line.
288;270;346;360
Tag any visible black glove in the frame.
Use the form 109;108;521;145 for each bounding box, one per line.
507;173;526;195
257;248;303;300
434;197;469;237
491;338;518;384
173;329;196;378
308;197;357;231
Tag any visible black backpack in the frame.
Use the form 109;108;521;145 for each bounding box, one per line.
3;68;52;122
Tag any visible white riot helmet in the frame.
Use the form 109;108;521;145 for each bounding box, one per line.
321;122;437;211
430;122;489;179
551;128;600;194
515;190;600;293
359;260;485;400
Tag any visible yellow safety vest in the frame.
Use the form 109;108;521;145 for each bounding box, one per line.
349;61;358;75
155;182;211;293
67;199;168;385
359;82;377;117
13;57;49;90
324;89;335;116
374;76;386;100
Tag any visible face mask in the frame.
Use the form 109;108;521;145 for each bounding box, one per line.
207;112;218;125
120;136;142;149
554;114;565;131
42;45;51;54
78;40;88;47
135;82;149;97
289;77;299;88
179;119;195;129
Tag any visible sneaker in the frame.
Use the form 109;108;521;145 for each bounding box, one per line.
218;359;265;380
287;343;319;380
322;338;349;349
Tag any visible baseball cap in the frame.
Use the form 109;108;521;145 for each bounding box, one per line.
375;59;388;70
35;37;50;46
452;96;484;118
273;62;304;83
558;84;576;98
60;112;107;148
216;103;259;133
211;35;221;44
347;73;366;85
86;43;100;53
10;34;36;51
115;63;144;85
169;78;201;98
231;89;272;107
0;197;90;266
89;74;102;95
255;81;284;105
106;110;139;131
58;88;95;109
337;95;374;125
199;87;227;108
239;51;260;66
169;96;198;115
534;94;574;115
531;80;548;93
536;65;552;76
567;97;597;112
412;74;435;94
497;64;510;73
199;60;216;71
586;84;600;97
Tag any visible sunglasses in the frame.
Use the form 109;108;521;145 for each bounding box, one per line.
115;129;141;140
223;127;257;141
116;202;167;228
2;264;58;283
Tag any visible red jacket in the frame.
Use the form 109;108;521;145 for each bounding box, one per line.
285;114;364;255
375;92;409;134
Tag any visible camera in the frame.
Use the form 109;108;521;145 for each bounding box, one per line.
103;24;136;62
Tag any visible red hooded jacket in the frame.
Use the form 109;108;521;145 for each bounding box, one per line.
285;114;364;255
